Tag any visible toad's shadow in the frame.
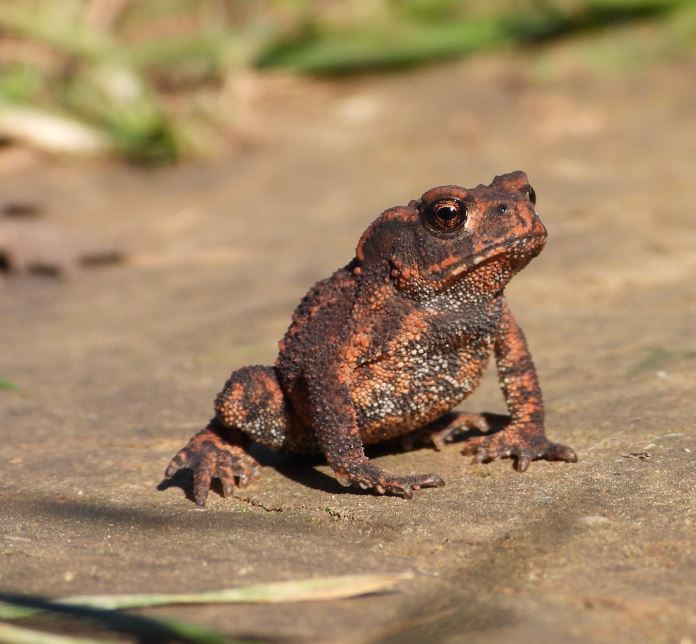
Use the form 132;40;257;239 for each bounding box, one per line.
158;412;510;500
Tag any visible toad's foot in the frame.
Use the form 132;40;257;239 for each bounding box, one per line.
333;462;444;499
165;426;261;507
401;411;491;452
461;423;577;472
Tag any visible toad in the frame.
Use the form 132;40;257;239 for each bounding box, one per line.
165;171;577;506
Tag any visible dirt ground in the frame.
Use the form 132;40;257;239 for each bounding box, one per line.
0;49;695;643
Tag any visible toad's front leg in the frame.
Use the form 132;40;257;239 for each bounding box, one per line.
307;363;444;498
462;299;577;471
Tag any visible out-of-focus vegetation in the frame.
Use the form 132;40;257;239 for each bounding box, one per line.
0;0;693;163
258;0;696;73
0;377;18;390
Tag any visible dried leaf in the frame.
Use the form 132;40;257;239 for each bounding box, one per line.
0;105;110;156
0;573;411;620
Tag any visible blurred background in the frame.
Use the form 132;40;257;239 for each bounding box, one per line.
0;0;694;162
1;2;695;643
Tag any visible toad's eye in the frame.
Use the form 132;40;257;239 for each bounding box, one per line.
526;185;537;205
425;198;467;232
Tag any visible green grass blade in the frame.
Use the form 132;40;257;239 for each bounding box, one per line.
256;0;692;74
256;18;507;74
0;596;232;644
0;378;19;391
0;573;411;619
0;621;118;644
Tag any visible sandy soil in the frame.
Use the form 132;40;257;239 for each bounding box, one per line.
0;51;695;643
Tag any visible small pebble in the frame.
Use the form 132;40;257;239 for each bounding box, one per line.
579;515;611;526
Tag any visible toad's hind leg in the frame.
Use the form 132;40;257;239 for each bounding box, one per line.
165;365;315;506
400;411;493;451
215;365;302;452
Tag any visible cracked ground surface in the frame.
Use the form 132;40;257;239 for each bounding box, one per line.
0;52;695;643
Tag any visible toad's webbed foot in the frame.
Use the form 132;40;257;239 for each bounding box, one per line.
401;411;491;452
165;424;261;507
333;462;444;499
461;422;577;472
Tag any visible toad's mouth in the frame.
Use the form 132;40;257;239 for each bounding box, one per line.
432;232;547;287
470;232;546;267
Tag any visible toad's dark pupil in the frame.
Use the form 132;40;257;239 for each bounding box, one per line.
436;205;458;221
528;186;537;204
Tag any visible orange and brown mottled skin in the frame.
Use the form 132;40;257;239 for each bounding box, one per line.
165;171;577;506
